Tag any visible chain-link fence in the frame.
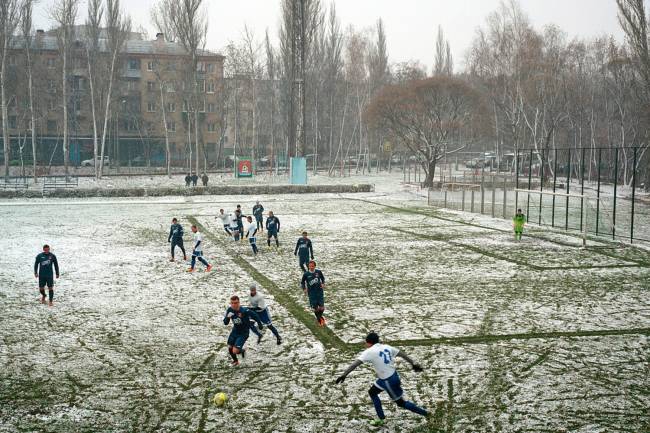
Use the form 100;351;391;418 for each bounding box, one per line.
428;147;650;244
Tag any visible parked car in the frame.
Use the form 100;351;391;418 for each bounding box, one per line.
81;156;110;167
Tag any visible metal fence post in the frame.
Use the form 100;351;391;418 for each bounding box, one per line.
552;148;558;227
539;149;545;225
462;189;465;211
580;147;586;232
631;147;637;243
613;147;618;240
444;189;448;209
503;175;507;218
491;175;496;218
527;149;533;219
481;169;485;215
565;148;571;231
471;189;475;213
596;148;602;235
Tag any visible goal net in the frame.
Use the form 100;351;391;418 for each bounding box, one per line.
514;189;588;247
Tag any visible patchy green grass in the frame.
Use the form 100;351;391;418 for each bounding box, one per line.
1;195;649;433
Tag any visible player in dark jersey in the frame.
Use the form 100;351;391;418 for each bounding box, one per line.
223;295;264;366
168;217;187;261
265;211;281;248
252;201;264;232
301;260;326;326
34;244;60;306
294;231;314;272
234;206;245;242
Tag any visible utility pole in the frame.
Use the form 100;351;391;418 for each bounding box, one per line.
288;0;306;158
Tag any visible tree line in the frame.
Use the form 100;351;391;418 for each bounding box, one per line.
1;0;649;188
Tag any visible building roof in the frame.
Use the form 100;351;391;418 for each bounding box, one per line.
10;31;224;60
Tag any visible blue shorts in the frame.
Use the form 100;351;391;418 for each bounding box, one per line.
256;308;272;325
375;372;403;401
308;290;324;309
255;214;263;222
249;237;257;245
192;250;203;257
227;331;249;350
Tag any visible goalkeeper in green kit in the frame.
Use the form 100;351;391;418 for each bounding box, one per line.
513;208;526;241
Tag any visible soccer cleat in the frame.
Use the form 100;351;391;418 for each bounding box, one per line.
183;256;187;261
48;301;53;307
369;419;386;427
169;258;175;262
205;265;213;272
231;361;240;366
276;336;282;345
240;349;246;359
40;297;46;304
257;333;264;344
317;317;325;327
186;268;195;273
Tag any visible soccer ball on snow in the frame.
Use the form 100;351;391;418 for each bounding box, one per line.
213;392;227;407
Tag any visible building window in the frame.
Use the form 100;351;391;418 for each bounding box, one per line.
147;101;156;112
8;116;17;129
206;81;215;93
182;100;189;112
147;61;154;71
46;58;55;68
166;82;175;93
207;102;216;113
196;62;206;72
197;80;205;92
128;59;140;70
48;80;56;92
124;80;137;92
207;122;217;132
147;81;155;92
72;76;83;91
207;63;215;73
48;99;56;110
198;99;205;112
166;102;175;112
166;121;176;132
8;56;16;66
47;120;57;132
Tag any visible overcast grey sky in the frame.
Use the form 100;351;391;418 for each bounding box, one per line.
34;0;624;70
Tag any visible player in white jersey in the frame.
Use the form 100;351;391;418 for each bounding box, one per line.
187;225;212;272
228;213;240;241
247;283;282;345
216;209;232;235
335;332;428;427
244;216;259;255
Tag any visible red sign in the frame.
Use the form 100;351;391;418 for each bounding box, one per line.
236;158;253;177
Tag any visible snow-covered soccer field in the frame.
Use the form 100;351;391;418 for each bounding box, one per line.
1;190;649;433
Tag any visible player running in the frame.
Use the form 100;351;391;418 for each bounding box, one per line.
335;332;428;427
513;208;526;241
294;231;314;272
234;205;245;241
216;209;231;235
266;211;281;248
34;244;59;306
247;283;282;345
252;201;264;232
301;260;326;326
223;295;264;366
244;216;259;255
229;213;240;241
168;217;187;262
187;225;213;273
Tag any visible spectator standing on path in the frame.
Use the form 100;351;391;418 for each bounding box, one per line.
191;174;199;186
201;173;209;186
185;173;191;187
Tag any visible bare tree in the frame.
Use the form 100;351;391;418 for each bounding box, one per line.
1;0;20;180
84;0;102;179
51;0;77;181
433;25;453;76
20;0;37;182
366;76;484;187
